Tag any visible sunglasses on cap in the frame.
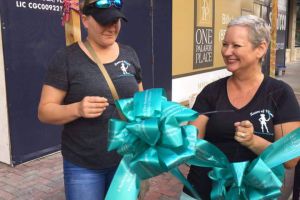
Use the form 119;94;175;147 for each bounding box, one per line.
94;0;123;9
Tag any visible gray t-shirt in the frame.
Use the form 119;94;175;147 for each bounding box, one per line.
45;42;142;169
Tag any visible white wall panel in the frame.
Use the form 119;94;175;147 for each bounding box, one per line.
0;16;11;165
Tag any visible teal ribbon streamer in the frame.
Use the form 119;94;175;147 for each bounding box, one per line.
105;155;140;200
105;88;300;200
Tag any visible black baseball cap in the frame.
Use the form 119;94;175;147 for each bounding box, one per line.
82;0;127;26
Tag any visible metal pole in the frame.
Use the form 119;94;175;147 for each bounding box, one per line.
270;0;278;77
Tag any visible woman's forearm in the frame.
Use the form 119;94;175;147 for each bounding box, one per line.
248;134;299;169
246;134;271;155
38;102;80;125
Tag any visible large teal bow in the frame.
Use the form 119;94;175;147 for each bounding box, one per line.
105;88;300;200
105;88;199;200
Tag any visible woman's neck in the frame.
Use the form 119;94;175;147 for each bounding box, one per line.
230;72;264;91
86;38;116;52
82;38;119;64
231;63;264;85
227;70;264;109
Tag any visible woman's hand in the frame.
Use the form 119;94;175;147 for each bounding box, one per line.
78;96;109;118
234;120;255;147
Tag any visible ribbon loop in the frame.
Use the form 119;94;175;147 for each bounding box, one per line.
207;128;300;199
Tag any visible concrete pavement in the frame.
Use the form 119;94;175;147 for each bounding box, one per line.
0;62;299;200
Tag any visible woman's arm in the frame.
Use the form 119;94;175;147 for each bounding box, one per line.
235;120;300;168
189;115;209;139
38;85;108;125
138;82;143;91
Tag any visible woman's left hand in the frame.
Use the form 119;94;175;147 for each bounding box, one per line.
234;120;255;147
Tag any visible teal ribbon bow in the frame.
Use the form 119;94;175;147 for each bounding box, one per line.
187;128;300;200
105;88;300;200
105;88;199;200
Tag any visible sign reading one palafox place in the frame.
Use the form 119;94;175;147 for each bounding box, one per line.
193;0;214;69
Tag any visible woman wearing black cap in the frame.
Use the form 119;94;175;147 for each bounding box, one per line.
38;0;143;199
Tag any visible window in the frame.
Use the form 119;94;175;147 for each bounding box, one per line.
296;4;300;47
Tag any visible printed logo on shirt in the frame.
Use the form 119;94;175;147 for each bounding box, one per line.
114;60;134;77
250;109;274;135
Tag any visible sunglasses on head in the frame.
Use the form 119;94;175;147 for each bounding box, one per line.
94;0;123;9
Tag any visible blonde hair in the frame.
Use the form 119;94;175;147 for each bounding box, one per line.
228;15;270;48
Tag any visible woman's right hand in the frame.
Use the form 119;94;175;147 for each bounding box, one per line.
78;96;109;118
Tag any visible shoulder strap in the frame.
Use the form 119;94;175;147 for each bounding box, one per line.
82;40;125;120
83;40;120;100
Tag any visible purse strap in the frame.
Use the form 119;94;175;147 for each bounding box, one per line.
82;40;125;120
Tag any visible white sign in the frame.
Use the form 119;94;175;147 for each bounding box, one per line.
172;69;231;107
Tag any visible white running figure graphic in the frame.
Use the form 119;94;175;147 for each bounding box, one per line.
259;113;271;133
120;62;129;75
201;0;209;21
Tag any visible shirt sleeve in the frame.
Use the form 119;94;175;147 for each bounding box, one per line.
272;81;300;124
44;48;68;91
128;46;142;83
192;84;215;116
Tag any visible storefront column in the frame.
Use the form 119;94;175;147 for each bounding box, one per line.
287;0;297;62
0;16;11;165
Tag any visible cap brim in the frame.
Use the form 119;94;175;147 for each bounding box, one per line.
91;7;127;26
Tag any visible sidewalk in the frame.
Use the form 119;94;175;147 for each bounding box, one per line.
0;62;299;200
277;61;300;101
0;153;187;200
0;153;64;200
